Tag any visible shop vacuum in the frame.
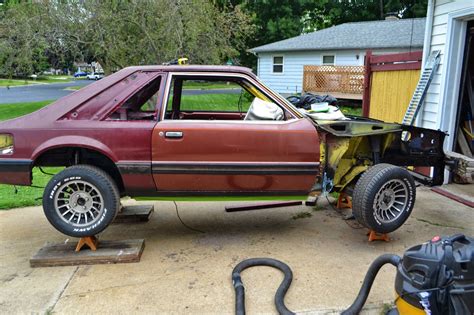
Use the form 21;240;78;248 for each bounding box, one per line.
232;234;474;315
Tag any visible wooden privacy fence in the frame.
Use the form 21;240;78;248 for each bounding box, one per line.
303;65;365;100
362;50;423;122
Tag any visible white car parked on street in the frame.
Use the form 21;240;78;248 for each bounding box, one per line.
86;72;104;80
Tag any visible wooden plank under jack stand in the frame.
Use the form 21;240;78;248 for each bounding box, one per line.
114;204;154;223
30;239;145;268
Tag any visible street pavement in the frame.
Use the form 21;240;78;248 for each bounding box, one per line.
0;80;92;104
0;79;240;104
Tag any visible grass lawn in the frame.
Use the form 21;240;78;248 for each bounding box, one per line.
182;81;236;90
0;100;53;121
0;100;58;209
0;76;72;87
0;167;63;210
0;79;43;87
340;106;362;116
180;93;252;111
37;75;72;83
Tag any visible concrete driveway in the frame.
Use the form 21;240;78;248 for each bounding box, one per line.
1;187;473;314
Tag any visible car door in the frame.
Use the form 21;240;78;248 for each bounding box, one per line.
151;72;320;195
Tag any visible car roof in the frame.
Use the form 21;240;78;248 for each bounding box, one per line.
123;65;255;76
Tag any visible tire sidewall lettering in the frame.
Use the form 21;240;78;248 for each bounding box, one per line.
73;208;108;233
49;176;83;200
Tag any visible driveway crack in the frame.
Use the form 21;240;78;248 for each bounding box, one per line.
45;266;78;314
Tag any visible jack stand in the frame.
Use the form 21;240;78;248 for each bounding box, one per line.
367;230;390;242
75;236;99;252
337;192;352;209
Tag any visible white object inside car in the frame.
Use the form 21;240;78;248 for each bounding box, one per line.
305;105;348;120
244;97;284;121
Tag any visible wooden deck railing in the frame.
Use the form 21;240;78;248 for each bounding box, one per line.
303;65;365;100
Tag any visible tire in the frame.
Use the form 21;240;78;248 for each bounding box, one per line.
43;165;120;237
352;163;416;234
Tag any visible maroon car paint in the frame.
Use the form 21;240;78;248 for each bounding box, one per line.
0;66;321;195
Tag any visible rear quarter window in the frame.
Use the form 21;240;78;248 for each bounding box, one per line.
59;71;159;121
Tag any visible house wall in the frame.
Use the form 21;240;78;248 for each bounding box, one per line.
421;0;474;132
256;48;418;95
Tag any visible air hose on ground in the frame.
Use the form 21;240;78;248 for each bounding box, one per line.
232;254;401;315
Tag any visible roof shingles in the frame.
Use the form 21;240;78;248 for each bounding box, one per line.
250;18;425;53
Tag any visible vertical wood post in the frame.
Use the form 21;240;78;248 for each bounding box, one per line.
362;50;372;117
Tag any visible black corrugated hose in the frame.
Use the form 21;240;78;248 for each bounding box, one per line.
232;254;401;315
232;258;295;315
341;254;401;315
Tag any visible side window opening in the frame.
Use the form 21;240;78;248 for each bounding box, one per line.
165;77;286;121
107;76;162;121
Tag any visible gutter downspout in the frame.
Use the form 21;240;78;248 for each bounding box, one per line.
422;0;435;66
419;0;438;181
257;53;260;77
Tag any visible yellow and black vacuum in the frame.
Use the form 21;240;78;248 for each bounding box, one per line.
232;234;474;314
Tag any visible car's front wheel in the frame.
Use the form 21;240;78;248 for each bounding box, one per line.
352;163;416;234
43;165;120;237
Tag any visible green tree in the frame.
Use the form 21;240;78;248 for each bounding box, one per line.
224;0;427;68
0;2;50;77
313;0;428;29
0;0;255;76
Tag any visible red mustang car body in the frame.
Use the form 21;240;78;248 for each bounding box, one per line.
0;65;446;236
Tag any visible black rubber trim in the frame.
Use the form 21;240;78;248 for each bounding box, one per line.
117;162;151;175
0;159;32;172
151;162;320;175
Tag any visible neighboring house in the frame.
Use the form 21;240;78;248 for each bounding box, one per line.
250;18;425;95
420;0;473;160
74;61;104;74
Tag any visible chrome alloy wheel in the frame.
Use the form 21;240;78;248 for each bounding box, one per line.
373;179;409;223
54;180;104;227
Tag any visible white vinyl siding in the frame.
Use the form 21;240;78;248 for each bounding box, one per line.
257;48;417;95
421;0;474;131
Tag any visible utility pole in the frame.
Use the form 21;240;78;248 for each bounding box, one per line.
379;0;384;19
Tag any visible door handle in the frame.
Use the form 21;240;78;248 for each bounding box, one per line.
165;131;183;139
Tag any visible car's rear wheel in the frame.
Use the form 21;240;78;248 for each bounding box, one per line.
43;165;120;237
352;163;416;234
